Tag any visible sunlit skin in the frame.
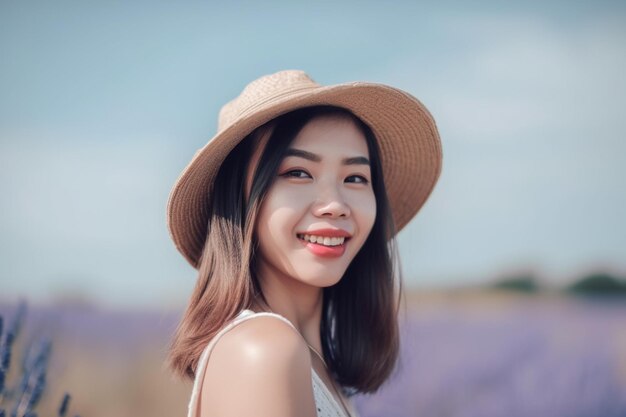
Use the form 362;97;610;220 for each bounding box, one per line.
244;114;376;370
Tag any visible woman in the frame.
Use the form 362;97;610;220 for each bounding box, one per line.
166;70;442;417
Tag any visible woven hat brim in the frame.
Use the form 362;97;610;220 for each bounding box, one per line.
167;82;442;269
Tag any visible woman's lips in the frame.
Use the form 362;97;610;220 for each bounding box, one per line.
297;235;348;258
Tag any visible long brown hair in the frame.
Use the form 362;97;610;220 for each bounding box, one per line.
168;105;403;394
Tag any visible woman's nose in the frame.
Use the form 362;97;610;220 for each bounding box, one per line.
312;187;351;219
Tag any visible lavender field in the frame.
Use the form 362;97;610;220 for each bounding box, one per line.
355;292;626;417
1;291;625;417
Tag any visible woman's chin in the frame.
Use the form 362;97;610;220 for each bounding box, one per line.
294;268;348;287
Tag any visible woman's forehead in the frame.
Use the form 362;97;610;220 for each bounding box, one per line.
289;115;369;155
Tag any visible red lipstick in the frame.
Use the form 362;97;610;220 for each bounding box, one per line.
296;228;351;258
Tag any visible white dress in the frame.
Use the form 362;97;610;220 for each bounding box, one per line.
187;309;359;417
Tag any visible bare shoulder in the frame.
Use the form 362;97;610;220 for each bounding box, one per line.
198;315;317;417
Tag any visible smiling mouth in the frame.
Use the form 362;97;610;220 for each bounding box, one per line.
296;233;350;247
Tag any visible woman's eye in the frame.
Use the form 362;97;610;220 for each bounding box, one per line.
281;169;311;179
346;175;369;184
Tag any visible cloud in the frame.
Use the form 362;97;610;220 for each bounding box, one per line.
0;130;196;307
375;11;626;285
378;11;626;142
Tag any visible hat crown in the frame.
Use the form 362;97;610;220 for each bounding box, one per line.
217;70;320;132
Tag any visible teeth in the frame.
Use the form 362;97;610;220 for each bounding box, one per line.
298;234;346;246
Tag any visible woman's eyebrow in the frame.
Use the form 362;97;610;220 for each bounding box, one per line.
284;148;370;166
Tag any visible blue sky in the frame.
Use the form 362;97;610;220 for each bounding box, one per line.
1;1;625;309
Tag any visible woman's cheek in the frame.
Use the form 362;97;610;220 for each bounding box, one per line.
353;191;377;224
268;184;311;207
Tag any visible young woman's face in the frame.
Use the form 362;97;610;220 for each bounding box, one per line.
250;114;377;288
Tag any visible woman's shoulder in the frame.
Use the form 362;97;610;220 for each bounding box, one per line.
212;309;307;355
196;310;316;416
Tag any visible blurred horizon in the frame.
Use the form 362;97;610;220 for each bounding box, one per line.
1;0;625;309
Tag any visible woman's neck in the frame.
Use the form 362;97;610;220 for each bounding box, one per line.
252;268;324;353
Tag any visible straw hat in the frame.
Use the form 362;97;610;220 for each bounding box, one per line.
167;69;442;269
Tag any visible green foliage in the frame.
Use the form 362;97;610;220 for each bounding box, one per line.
490;274;540;293
566;272;626;295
